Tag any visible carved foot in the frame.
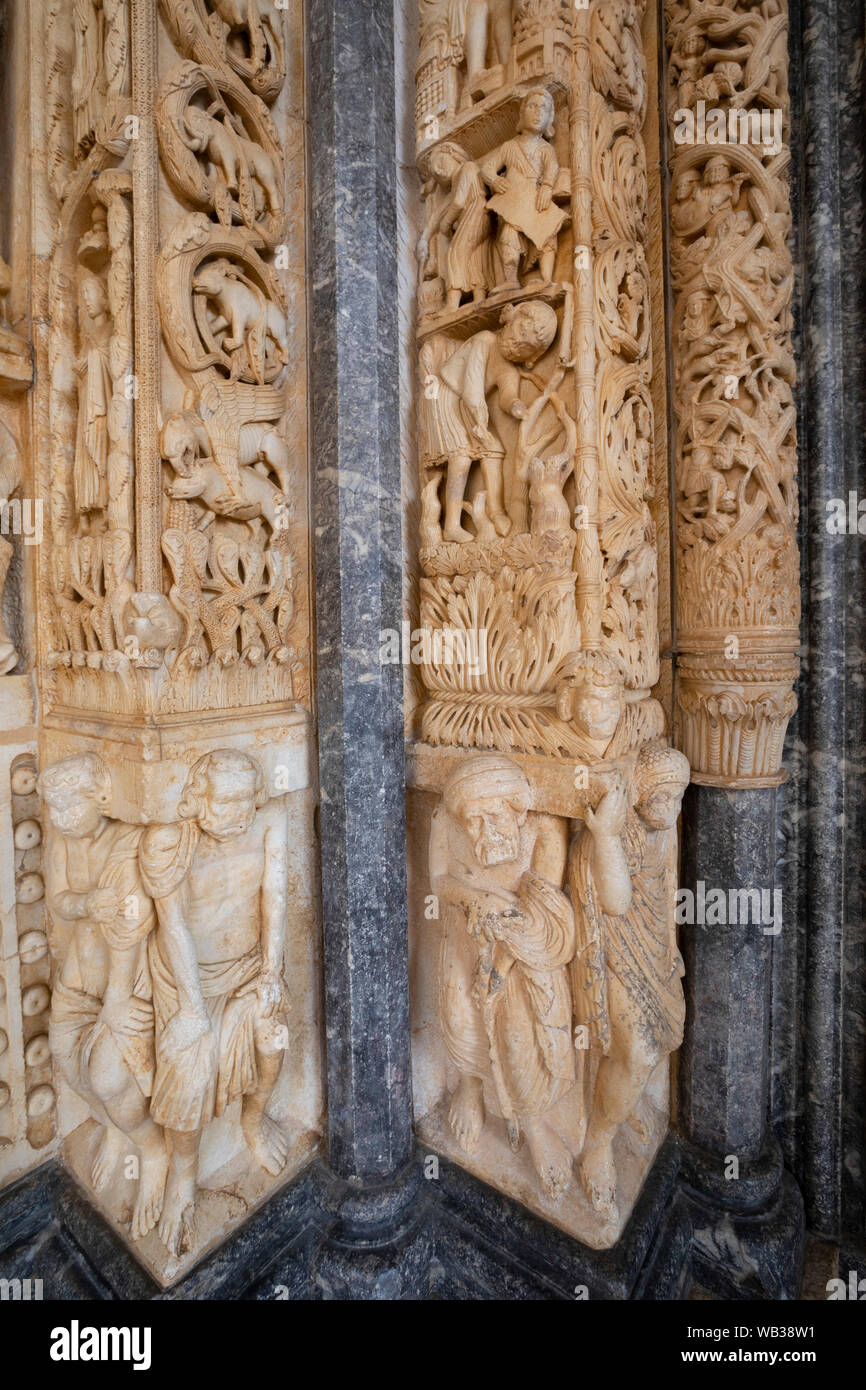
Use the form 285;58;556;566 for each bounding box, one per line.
443;523;475;544
131;1147;170;1241
159;1167;196;1257
243;1112;289;1176
626;1096;657;1147
524;1117;572;1202
579;1134;618;1223
91;1124;126;1192
491;512;512;538
448;1074;485;1154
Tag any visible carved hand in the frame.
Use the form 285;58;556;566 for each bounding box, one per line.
585;777;629;839
160;1007;213;1063
536;185;553;213
489;175;507;196
99;996;152;1035
258;971;282;1018
85;886;123;925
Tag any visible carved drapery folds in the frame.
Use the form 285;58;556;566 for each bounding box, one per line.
666;0;800;785
409;1;688;1248
25;0;321;1284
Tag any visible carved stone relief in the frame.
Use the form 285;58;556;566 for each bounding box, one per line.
408;0;688;1247
665;0;799;784
14;0;322;1283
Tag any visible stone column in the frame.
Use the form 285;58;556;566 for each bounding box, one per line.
307;0;427;1299
665;0;805;1296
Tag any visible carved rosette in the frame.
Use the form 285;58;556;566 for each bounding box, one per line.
666;0;800;785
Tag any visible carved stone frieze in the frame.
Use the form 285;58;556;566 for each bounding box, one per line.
666;0;800;784
17;0;321;1282
408;0;689;1248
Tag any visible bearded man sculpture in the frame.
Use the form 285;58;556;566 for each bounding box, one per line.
429;752;577;1199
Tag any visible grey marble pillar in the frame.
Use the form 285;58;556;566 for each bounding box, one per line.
772;0;866;1258
677;785;805;1298
307;0;428;1298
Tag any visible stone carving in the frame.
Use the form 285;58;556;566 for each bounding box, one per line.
0;422;24;676
418;142;495;315
72;0;131;155
416;87;570;322
666;0;800;784
158;0;285;104
39;748;293;1258
415;0;575;138
568;743;690;1221
24;0;318;1282
418;0;515;116
140;749;290;1255
157;61;286;245
159;218;288;385
426;746;689;1218
480;87;566;291
430;754;577;1198
411;0;689;1248
40;754;168;1240
0;254;32;678
0;757;57;1183
419;302;559;542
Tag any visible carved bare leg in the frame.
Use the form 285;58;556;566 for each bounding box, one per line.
523;1115;573;1202
159;1129;198;1256
490;0;513;65
578;1118;618;1221
130;1119;170;1241
461;0;490;104
479;457;512;536
443;453;474;542
448;1073;485;1153
91;1123;126;1192
241;1038;288;1176
538;248;556;285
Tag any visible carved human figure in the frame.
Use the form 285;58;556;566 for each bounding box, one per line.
568;744;690;1221
73;269;113;518
555;651;626;752
430;754;578;1200
139;751;290;1256
451;0;514;104
40;754;169;1240
480;87;564;291
419;301;558;542
193;260;288;384
418;143;493;312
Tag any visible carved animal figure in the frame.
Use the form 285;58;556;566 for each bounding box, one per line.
193;260;287;382
165;450;288;536
184;107;281;216
528;453;571;535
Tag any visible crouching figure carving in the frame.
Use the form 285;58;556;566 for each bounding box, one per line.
430;753;577;1200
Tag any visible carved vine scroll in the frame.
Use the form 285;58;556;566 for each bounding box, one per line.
666;0;800;785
